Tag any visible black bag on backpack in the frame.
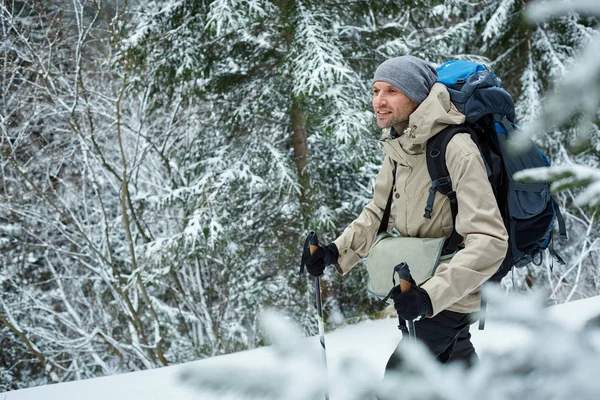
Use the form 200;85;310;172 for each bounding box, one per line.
425;60;568;283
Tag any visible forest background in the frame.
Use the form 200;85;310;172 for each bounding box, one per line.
1;0;599;391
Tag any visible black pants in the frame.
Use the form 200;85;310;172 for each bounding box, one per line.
385;310;478;372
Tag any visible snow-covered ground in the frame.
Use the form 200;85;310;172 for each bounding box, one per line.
4;293;600;400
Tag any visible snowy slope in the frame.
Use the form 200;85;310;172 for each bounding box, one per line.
4;294;600;400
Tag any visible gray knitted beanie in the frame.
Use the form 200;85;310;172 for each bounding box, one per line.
372;55;438;105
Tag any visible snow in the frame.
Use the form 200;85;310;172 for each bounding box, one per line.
4;294;600;400
515;164;600;207
527;0;599;20
4;0;600;396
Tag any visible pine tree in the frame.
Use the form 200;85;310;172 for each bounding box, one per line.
2;0;598;389
121;0;434;339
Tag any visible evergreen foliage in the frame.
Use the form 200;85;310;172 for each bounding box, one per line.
0;0;598;390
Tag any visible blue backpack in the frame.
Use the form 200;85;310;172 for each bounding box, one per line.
425;60;567;282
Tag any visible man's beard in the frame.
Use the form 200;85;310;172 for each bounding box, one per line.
388;117;409;132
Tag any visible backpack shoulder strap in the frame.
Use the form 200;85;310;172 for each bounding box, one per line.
425;124;478;253
425;126;465;194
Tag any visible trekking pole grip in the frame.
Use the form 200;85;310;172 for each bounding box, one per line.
308;232;319;255
394;262;417;340
300;231;319;275
399;278;412;293
394;262;413;293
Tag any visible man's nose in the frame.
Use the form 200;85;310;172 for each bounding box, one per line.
373;94;386;108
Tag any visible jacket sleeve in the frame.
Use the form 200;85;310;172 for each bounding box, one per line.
333;156;395;275
421;133;508;316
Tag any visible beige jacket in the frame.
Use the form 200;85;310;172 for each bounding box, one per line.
333;83;508;316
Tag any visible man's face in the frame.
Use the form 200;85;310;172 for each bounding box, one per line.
372;81;418;130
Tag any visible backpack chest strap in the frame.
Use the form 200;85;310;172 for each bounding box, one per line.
424;176;452;219
424;125;472;216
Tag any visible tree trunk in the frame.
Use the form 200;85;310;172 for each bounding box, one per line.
291;98;313;219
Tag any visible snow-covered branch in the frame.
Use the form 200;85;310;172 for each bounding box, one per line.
515;164;600;207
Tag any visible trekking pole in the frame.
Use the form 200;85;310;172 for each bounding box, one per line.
393;262;417;342
313;270;329;375
405;319;417;342
300;231;329;400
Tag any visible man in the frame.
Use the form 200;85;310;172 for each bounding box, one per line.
306;55;508;368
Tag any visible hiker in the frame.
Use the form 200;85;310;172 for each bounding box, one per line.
305;55;509;368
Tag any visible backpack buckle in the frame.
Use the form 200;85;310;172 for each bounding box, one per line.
424;177;452;219
424;186;436;219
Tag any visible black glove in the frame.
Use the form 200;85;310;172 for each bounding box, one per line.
389;283;433;321
306;243;339;277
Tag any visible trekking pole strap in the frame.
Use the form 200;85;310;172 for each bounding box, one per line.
300;231;317;275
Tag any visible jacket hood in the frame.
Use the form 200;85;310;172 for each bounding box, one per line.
381;83;466;155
